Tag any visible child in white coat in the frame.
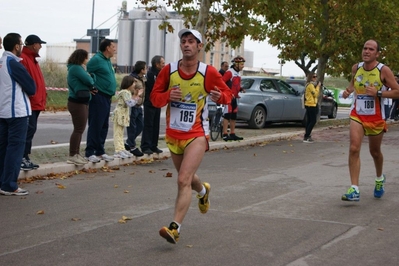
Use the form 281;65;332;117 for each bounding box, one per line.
112;76;143;158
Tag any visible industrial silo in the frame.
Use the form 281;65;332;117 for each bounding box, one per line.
148;19;165;64
117;19;133;72
131;19;150;64
164;19;184;64
128;8;146;20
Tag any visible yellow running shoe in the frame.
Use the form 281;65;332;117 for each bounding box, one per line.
197;182;211;213
159;222;179;244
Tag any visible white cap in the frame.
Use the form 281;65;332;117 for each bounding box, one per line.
178;28;202;43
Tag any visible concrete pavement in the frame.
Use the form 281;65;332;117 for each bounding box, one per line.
2;121;399;265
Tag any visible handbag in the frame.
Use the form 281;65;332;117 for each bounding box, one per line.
75;90;90;102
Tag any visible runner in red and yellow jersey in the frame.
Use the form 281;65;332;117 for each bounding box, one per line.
341;39;399;202
151;28;233;244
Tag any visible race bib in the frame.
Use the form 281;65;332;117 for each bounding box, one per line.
356;95;375;115
170;101;197;131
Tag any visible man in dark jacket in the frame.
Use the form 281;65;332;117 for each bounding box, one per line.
140;55;165;155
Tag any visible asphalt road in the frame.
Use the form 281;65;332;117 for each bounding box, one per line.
2;123;399;265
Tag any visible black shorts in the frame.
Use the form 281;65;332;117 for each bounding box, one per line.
223;112;237;120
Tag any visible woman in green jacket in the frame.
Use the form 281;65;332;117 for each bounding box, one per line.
303;72;320;143
66;49;96;165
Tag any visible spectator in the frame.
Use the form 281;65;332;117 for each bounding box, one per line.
303;72;321;143
151;28;232;244
112;76;143;159
125;61;147;157
20;34;46;170
219;61;229;76
140;55;165;155
222;56;246;141
85;39;117;163
66;49;96;166
0;36;2;49
389;74;399;120
383;87;392;121
0;33;36;196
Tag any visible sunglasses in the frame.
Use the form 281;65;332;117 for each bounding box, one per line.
312;75;317;78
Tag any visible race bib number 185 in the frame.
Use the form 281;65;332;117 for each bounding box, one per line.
170;101;197;131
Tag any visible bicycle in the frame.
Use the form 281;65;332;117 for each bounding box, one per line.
210;104;224;141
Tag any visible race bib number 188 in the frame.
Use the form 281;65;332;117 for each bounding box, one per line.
170;101;197;132
356;95;375;115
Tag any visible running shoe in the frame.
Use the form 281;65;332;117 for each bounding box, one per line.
341;187;360;201
374;175;386;198
303;137;314;143
99;154;114;162
86;155;101;163
222;134;231;141
21;158;35;171
159;222;180;244
230;133;243;141
114;151;128;159
0;187;29;196
197;182;211;213
67;154;87;165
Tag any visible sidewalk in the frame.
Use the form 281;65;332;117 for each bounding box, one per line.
20;123;313;180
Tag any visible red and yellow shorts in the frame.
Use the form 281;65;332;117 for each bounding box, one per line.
165;135;210;155
350;110;387;136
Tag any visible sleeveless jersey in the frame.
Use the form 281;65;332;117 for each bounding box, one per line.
350;62;387;135
165;61;210;139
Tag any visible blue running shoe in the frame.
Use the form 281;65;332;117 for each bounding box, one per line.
342;187;360;201
374;175;386;198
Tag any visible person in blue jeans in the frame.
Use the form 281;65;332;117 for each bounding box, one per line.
125;60;147;157
0;33;36;196
84;39;117;163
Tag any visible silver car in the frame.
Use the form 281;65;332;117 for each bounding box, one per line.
236;76;306;129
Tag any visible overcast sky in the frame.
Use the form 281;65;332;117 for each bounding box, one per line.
1;0;304;77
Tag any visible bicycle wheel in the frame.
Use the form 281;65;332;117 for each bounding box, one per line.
210;111;221;141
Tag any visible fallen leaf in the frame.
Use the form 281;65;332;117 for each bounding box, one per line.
164;172;173;178
114;185;119;188
118;219;127;224
37;210;45;214
50;140;58;144
186;245;193;248
124;190;129;193
122;216;132;221
71;218;81;221
253;153;257;156
56;183;66;189
378;228;384;231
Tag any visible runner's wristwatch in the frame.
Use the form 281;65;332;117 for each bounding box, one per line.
377;90;382;97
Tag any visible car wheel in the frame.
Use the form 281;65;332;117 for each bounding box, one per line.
248;106;266;129
328;105;338;119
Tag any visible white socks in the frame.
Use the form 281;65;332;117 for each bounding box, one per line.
198;185;206;197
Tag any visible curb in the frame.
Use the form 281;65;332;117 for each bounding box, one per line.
18;130;302;180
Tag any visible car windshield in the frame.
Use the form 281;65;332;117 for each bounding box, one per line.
286;82;305;93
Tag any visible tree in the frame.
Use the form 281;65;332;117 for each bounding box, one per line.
138;0;399;81
263;0;399;81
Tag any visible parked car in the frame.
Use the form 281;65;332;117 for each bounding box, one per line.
285;79;338;119
209;76;307;129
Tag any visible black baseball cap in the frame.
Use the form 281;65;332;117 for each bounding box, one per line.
25;35;47;45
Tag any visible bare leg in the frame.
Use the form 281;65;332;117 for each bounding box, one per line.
170;137;207;224
230;119;236;134
368;133;384;177
222;118;229;135
348;121;364;186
